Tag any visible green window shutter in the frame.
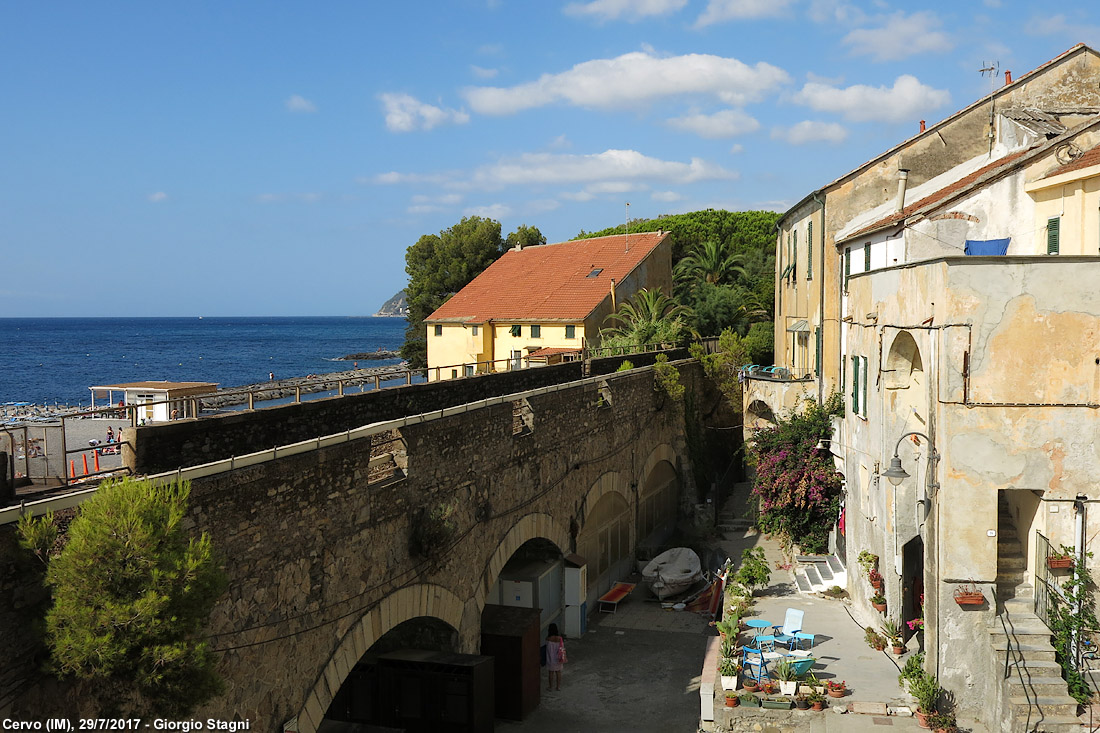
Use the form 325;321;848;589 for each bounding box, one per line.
844;247;851;291
861;356;868;417
1047;217;1060;255
793;230;798;281
864;243;871;271
815;327;822;378
807;221;813;280
852;355;859;413
840;353;846;391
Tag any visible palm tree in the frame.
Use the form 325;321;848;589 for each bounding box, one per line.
601;288;695;348
674;239;747;291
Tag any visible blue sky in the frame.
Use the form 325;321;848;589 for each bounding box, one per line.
4;1;1098;317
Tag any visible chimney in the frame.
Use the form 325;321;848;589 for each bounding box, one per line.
1005;70;1012;85
894;169;910;214
513;242;523;251
919;120;926;133
610;279;617;311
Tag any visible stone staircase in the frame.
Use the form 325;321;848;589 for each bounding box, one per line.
792;555;846;594
991;498;1079;732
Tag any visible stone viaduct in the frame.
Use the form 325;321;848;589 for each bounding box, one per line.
3;354;735;730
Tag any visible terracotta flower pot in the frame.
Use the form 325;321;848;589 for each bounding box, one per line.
892;645;905;655
743;680;759;692
954;592;984;607
915;709;931;729
871;579;883;591
725;695;739;707
1048;555;1074;569
811;701;825;711
828;688;846;698
872;601;887;612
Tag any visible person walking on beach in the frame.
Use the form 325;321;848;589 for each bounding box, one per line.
269;372;274;381
545;622;566;691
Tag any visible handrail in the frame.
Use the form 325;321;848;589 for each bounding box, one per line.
992;584;1035;732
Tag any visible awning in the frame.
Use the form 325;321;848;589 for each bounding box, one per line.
964;238;1010;256
786;320;810;332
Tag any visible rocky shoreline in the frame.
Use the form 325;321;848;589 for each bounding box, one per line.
202;363;413;408
336;350;401;360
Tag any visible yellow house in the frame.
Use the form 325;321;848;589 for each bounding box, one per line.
424;231;672;381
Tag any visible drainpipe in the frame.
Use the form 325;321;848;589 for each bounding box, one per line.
1073;497;1086;664
894;169;910;214
610;279;617;311
812;192;826;406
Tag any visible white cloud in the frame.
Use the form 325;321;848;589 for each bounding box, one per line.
148;192;167;203
1026;14;1100;39
464;203;513;219
694;0;796;27
843;11;952;61
285;94;317;113
407;193;463;213
729;143;744;154
471;65;499;79
652;190;683;202
561;190;597;202
983;0;1001;7
367;171;457;185
586;181;646;194
564;0;688;22
469;149;736;188
793;75;951;123
463;51;789;115
771;121;848;145
807;0;866;24
548;134;573;150
524;199;561;214
379;93;470;132
667;109;760;138
478;43;504;55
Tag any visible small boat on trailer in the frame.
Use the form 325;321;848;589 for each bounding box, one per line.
642;547;703;600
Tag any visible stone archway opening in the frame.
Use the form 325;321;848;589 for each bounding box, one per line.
747;399;777;431
480;536;565;722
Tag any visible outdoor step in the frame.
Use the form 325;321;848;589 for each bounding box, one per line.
991;618;1054;638
999;582;1035;599
817;563;834;582
999;527;1020;539
826;555;844;574
1009;710;1083;733
1007;675;1070;698
804;565;824;589
794;573;812;594
1000;555;1027;570
1008;696;1079;718
991;639;1057;662
998;569;1027;582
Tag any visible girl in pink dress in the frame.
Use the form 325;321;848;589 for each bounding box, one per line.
545;622;565;690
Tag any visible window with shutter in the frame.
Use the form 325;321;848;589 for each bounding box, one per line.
861;356;868;417
807;221;813;280
844;247;851;291
815;327;822;378
852;355;859;414
864;243;871;271
1047;217;1060;255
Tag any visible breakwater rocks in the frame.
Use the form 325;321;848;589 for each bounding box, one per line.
203;365;410;408
338;350;400;360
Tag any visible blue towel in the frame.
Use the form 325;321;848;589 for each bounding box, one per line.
964;238;1010;256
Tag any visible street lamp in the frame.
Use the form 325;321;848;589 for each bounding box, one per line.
882;431;936;486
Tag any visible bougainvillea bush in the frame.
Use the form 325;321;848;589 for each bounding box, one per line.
749;394;843;554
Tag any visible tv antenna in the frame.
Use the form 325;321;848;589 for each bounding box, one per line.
625;202;630;252
979;61;999;154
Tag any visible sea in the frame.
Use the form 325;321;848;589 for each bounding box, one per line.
1;316;408;407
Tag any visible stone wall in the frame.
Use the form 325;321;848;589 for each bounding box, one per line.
10;361;731;731
127;361;583;474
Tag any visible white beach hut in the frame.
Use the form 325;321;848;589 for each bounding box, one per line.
89;381;218;424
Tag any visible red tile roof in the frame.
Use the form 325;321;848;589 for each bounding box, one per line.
1038;143;1100;179
426;231;669;323
844;147;1035;241
528;347;582;358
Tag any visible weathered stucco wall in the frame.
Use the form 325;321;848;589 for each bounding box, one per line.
9;362;724;730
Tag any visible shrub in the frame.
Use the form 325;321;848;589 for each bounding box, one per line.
616;360;635;372
733;547;771;594
908;670;941;713
749;395;843;553
35;477;226;715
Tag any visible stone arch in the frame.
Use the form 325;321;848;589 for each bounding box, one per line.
747;399;777;430
473;511;570;619
638;443;679;542
577;472;634;589
296;583;465;733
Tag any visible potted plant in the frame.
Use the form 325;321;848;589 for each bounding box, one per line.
826;680;847;698
858;550;878;579
724;689;739;708
806;689;826;711
742;677;759;692
1048;547;1074;569
720;637;739;660
794;692;810;709
762;680;778;695
740;692;762;707
953;582;985;607
926;710;957;732
868;567;884;591
719;657;740;691
761;695;792;710
773;658;799;695
908;671;941;728
864;626;888;651
871;593;887;612
805;671;825;695
882;619;905;654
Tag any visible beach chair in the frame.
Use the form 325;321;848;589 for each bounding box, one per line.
597;582;636;614
772;608;804;649
755;634;786;663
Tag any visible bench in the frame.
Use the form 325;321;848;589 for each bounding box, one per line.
597;582;636;614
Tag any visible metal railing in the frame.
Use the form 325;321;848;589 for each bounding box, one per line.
1034;531;1061;630
992;584;1035;732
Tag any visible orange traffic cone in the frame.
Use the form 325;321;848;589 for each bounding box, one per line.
94;451;100;473
82;454;89;476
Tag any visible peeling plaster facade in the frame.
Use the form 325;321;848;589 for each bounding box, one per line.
749;43;1100;733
